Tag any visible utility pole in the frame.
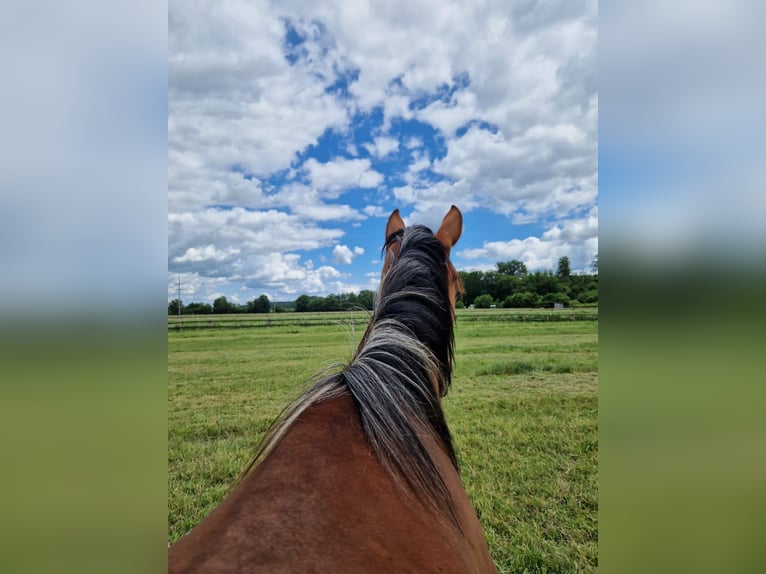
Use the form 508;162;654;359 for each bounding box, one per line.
177;276;182;317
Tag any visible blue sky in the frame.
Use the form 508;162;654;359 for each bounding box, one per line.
168;0;598;304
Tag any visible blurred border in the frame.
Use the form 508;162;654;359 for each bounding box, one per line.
601;2;765;572
0;2;168;573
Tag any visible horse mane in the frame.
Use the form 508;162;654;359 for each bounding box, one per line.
242;224;460;526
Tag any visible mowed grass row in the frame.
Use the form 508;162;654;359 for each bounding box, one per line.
168;306;598;330
168;309;598;573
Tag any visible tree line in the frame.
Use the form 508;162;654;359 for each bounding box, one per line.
168;294;275;315
168;257;597;315
457;256;598;309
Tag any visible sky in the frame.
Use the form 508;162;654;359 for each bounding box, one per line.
168;0;598;304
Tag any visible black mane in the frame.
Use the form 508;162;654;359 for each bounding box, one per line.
374;224;457;399
340;223;459;523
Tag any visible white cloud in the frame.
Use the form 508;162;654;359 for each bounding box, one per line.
332;245;353;265
220;252;365;299
416;90;479;137
169;272;230;303
382;94;414;131
292;202;363;222
407;150;431;174
173;245;241;264
358;170;385;188
457;208;598;273
405;136;423;149
169;0;598;299
392;179;480;227
332;244;365;265
363;136;400;158
169;1;350;178
429;121;597;221
243;254;348;296
363;205;388;217
264;1;597;225
169;208;346;286
170;207;339;249
303;157;383;193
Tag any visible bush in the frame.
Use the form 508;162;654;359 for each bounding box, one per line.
503;291;542;308
455;299;465;309
578;289;598;304
542;292;570;308
473;294;495;308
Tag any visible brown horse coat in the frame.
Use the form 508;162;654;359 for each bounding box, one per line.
169;393;496;573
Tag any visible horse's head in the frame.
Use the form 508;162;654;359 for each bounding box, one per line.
382;206;465;314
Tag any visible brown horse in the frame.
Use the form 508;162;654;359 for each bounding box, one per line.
168;206;497;573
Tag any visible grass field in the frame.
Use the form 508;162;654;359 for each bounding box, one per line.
168;308;598;572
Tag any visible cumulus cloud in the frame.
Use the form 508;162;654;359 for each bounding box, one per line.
332;244;365;265
332;245;353;265
363;136;400;158
169;1;349;177
240;253;354;297
432;122;597;221
173;245;241;264
405;136;423;149
416;90;479;137
362;205;388;217
292;202;363;222
458;207;598;273
303;157;383;194
168;208;346;285
169;0;598;300
170;272;231;303
407;150;431;174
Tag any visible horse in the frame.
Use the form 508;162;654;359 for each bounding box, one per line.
168;205;497;573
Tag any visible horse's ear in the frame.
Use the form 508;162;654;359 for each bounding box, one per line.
435;205;462;253
385;209;405;239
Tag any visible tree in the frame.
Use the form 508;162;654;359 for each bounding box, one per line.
458;270;486;307
168;299;183;315
568;274;597;303
357;290;375;310
591;254;598;274
250;294;270;313
213;296;231;314
524;271;559;296
578;289;598;304
497;260;527;276
490;273;519;303
185;302;212;314
295;294;311;312
556;256;571;279
323;293;342;311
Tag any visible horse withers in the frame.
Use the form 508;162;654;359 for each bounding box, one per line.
168;206;497;573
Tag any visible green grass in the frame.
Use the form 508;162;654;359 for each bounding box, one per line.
168;309;598;572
